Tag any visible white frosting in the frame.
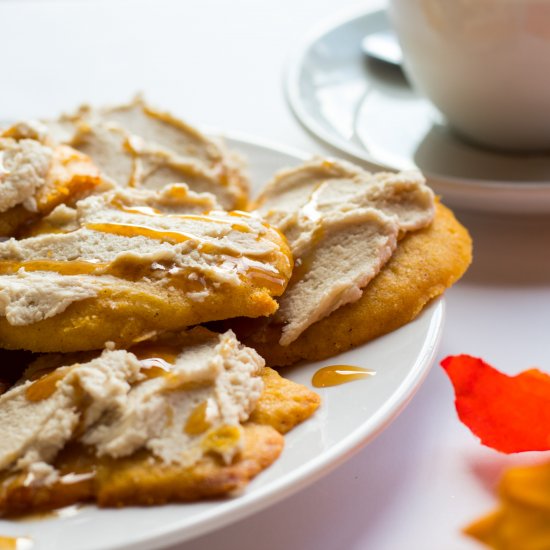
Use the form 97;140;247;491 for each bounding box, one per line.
255;159;435;344
70;122;134;188
83;330;264;465
44;97;247;209
276;209;398;345
0;270;107;326
99;98;221;164
0;329;264;474
0;138;52;213
0;349;143;471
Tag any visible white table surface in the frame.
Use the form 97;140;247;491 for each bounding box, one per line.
1;1;550;549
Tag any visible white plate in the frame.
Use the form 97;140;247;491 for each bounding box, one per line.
286;6;550;214
0;135;445;550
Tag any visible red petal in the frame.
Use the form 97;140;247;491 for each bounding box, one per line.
441;355;550;453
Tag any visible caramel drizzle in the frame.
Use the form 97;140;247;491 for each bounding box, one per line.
25;368;70;402
0;255;285;295
85;219;259;256
129;343;213;392
113;204;164;216
23;343;182;404
86;222;194;245
312;365;375;388
0;206;288;291
129;343;179;380
23;344;181;404
83;220;288;291
85;213;274;258
220;254;286;291
0;260;107;277
0;216;288;287
111;199;253;226
102;202;254;236
184;401;211;435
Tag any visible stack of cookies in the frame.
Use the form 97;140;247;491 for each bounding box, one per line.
0;98;471;515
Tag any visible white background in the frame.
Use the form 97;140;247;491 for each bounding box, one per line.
1;0;550;548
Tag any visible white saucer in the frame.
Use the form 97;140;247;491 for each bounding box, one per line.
286;7;550;214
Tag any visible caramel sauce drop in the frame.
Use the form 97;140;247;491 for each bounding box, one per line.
138;364;170;380
129;343;180;379
312;365;375;388
130;343;179;364
184;401;211;435
0;536;33;549
25;368;69;402
231;223;252;233
201;425;241;455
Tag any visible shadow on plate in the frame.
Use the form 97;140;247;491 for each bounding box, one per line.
414;125;550;183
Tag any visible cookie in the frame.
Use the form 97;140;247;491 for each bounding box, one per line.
0;188;292;352
236;201;472;366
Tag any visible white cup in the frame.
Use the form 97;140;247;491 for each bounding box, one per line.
388;0;550;151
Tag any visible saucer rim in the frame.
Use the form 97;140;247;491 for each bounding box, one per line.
285;4;550;213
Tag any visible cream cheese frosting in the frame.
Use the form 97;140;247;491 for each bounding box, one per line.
0;138;52;213
43;97;249;209
0;329;264;478
98;97;223;165
70;122;135;189
0;270;110;326
43;183;222;232
0;186;290;326
254;159;435;345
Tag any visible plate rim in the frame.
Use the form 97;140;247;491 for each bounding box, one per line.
284;5;550;202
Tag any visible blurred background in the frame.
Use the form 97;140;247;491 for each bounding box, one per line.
0;0;362;147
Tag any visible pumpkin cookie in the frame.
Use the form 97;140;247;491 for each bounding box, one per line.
237;200;471;366
0;187;292;352
0;328;319;515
